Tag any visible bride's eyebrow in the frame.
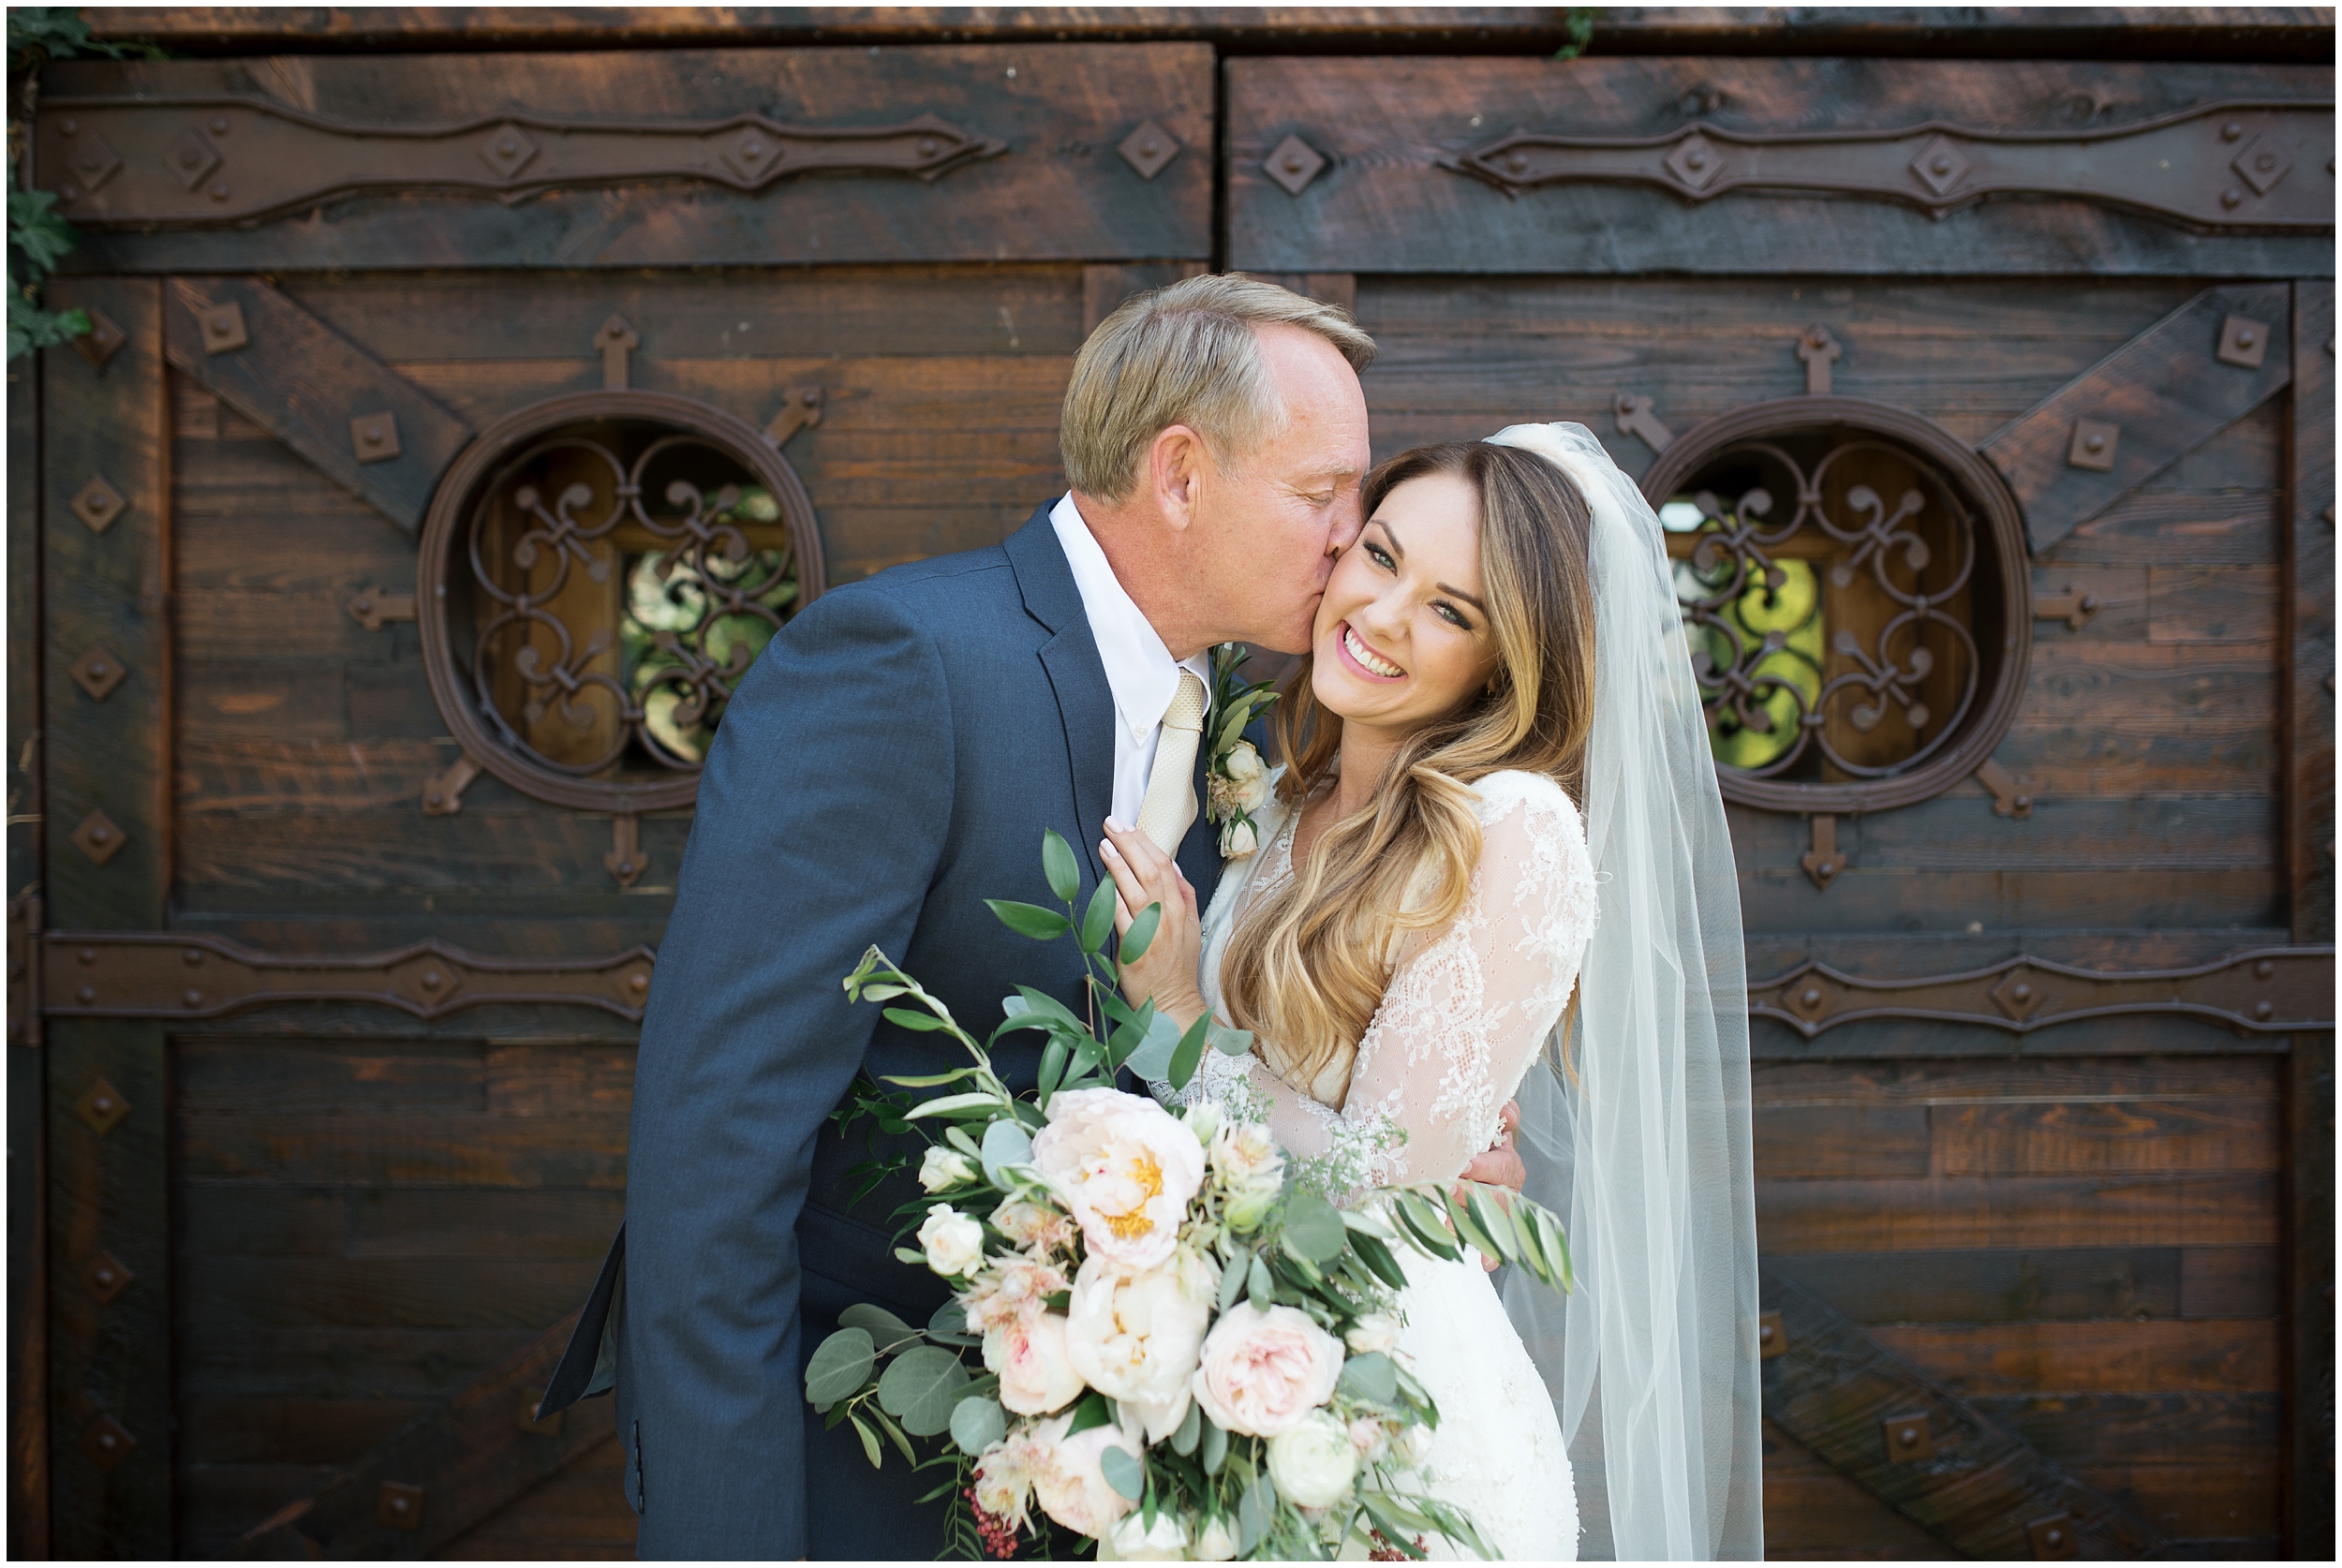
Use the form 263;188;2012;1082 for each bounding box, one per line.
1374;520;1487;612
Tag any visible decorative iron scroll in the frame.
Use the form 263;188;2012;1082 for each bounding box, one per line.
24;928;2332;1043
1752;946;2334;1039
1444;100;2333;231
1641;396;2032;815
35;96;1005;226
418;389;825;815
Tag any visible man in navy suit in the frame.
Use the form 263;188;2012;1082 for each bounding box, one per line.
541;275;1500;1558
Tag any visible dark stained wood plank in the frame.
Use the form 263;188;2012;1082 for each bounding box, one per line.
1870;1318;2281;1394
1756;1173;2279;1252
173;810;698;899
172;1038;485;1115
1980;283;2294;551
179;664;351;740
1226;57;2331;278
1970;1391;2280;1469
1931;1098;2281;1176
1761;1419;1964;1560
1727;793;2276;873
38;277;174;1561
1754;1105;1931;1178
1767;1247;2183;1324
51;47;1212;272
176;1462;338;1562
181;1397;431;1468
175;1328;546;1402
1737;867;2283;938
2181;1247;2284;1319
431;1435;636;1559
2149;567;2284;643
484;1044;634;1117
176;1114;630;1190
178;1256;603;1332
161;276;474;534
2070;1459;2281;1542
2042;485;2285;568
1754;1055;2281;1106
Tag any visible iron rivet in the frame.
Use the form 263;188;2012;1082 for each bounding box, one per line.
498;138;516;155
2085;434;2105;451
93;1266;113;1285
1758;1322;1774;1342
2222;187;2244;208
1507;151;1528;171
60;118;77;135
2046;1530;2066;1547
1932;155;1953;173
78;948;96;965
180;147;201;167
630;973;650;993
183;988;201;1008
2012;983;2033;1001
391;1496;409;1514
2235;329;2256;348
1898;1427;1918;1445
184;948;202;965
617;860;636;876
1801;987;1822;1007
1686;149;1709;170
2257;959;2276;978
76;987;95;1005
2222;121;2244;141
91;1092;111;1112
743;138;764;156
2014;794;2031;810
422;969;444;988
209;183;229;201
88;826;111;845
60;184;78;200
425;791;443;807
2255;1000;2275;1019
919;137;939;156
1284;155;1305;173
96;1432;116;1451
1139;139;1159;156
212;115;230;134
363;425;383;444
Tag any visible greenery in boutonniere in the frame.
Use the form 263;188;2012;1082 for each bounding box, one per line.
1202;643;1280;859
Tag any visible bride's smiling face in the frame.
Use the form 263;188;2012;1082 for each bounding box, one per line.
1310;471;1502;732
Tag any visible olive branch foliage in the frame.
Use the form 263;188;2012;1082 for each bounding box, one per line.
809;831;1574;1559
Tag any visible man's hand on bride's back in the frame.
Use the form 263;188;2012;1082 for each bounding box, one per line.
1099;820;1208;1032
1459;1099;1527;1270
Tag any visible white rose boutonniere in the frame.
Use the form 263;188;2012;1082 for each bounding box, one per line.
1201;643;1280;860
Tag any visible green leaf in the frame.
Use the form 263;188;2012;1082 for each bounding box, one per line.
986;899;1073;940
979;1118;1032;1185
1238;1473;1277;1555
838;1303;921;1355
894;1246;927;1265
1120;1009;1186;1081
804;1327;876;1404
1081;877;1117;954
1042;828;1081;905
1166;1012;1210;1093
878;1067;975;1087
1533;1205;1575;1293
1200;1413;1229;1475
1349;1230;1410;1291
1282;1189;1348;1264
950;1394;1007;1456
904;1092;1001;1120
943;1124;983;1158
1444;1188;1505;1260
1064;1390;1112;1438
1392;1193;1460;1263
1119;902;1163;966
1037;1035;1070;1102
1209;1022;1256;1058
876;1344;971;1437
1356;1493;1430;1560
869;1404;920;1465
880;1006;951;1033
847;1412;884;1468
1247;1251;1276;1305
1217;1247;1251;1313
1337;1351;1397;1405
1100;1444;1144;1501
1171;1398;1202;1457
929;1298;972;1338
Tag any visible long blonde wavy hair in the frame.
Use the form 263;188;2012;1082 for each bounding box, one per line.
1220;442;1599;1098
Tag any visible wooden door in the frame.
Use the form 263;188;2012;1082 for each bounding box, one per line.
1226;52;2334;1561
21;41;1209;1559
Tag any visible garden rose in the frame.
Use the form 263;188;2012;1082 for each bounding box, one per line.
919;1146;977;1193
1030;1088;1207;1269
917;1204;985;1277
1267;1410;1359;1509
1065;1249;1219;1442
1029;1410;1140;1537
993;1197;1078;1256
1191;1300;1343;1438
1107;1510;1191;1560
1218;817;1258;859
1193;1513;1240;1561
1344;1311;1400;1355
1222;742;1271;813
985;1311;1085;1415
961;1252;1070;1337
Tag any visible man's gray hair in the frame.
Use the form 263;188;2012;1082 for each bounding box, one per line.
1060;273;1376;502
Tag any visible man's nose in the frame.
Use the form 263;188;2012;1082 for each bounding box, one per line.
1326;496;1365;555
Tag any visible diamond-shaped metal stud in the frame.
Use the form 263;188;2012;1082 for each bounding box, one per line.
1664;132;1725;192
2216;313;2271;370
164;126;223;191
64;131;124;194
72;808;127;867
199;302;248;354
70;474;126;533
76;1076;130;1136
73;307;126;370
1782;978;1834;1024
721;126;783;185
476;123;540;181
1988;969;2044;1022
1119;120;1181;181
2231;131;2291;196
68;645;128;703
378;1481;425;1531
2067;418;2119;471
83;1250;134;1306
350;411;402;464
1908;134;1970;198
82;1413;136;1471
1262;134;1327;197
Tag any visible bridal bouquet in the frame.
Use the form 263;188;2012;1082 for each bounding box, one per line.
808;832;1573;1561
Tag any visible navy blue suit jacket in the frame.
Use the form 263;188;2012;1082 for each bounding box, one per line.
541;505;1227;1558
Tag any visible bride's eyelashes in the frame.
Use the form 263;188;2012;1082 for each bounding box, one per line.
1360;531;1481;634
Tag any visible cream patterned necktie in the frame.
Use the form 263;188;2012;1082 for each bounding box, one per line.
1135;670;1208;853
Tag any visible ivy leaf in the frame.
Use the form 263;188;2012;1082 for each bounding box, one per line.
803;1327;876;1404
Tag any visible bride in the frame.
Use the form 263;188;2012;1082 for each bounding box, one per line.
1098;424;1763;1561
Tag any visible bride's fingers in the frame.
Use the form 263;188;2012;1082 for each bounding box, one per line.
1099;837;1153;922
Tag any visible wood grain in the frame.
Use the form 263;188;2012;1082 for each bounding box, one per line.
1756;1173;2279;1252
1871;1319;2282;1394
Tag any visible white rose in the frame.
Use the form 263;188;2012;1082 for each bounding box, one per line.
1223;742;1271;813
1029;1411;1140;1538
1395;1418;1435;1468
1065;1250;1219;1442
1191;1300;1344;1438
1267;1410;1359;1510
1193;1513;1241;1561
920;1146;978;1193
918;1204;986;1277
984;1311;1086;1415
1107;1510;1191;1560
1344;1312;1399;1355
1218;817;1258;859
1030;1088;1208;1270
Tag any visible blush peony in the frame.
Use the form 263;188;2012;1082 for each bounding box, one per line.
1029;1410;1141;1538
984;1310;1085;1416
1191;1300;1344;1437
1065;1249;1219;1442
1030;1088;1206;1270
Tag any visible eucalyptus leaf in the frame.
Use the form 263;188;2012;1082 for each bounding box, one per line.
928;1299;971;1338
1120;1010;1186;1081
986;900;1072;941
804;1327;876;1404
838;1303;920;1354
1208;1022;1256;1058
1200;1413;1229;1474
1100;1444;1145;1501
1336;1351;1398;1405
875;1344;971;1437
1218;1247;1251;1313
1282;1189;1348;1264
980;1119;1033;1186
1247;1251;1276;1306
950;1395;1007;1457
1238;1473;1278;1555
1042;828;1081;904
1171;1398;1202;1457
1119;901;1163;966
849;1412;883;1468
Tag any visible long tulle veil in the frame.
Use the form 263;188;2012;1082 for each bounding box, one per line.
1486;422;1764;1561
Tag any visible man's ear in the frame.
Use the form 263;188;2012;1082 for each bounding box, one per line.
1148;424;1210;533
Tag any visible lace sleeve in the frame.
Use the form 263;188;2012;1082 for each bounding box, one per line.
1339;775;1597;1188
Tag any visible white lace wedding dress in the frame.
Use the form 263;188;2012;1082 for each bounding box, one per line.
1155;768;1597;1561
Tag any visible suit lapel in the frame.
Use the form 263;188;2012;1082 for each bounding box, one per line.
1006;507;1116;887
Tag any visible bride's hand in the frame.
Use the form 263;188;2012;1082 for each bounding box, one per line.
1099;820;1207;1030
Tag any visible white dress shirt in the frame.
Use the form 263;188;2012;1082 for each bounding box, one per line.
1050;493;1213;827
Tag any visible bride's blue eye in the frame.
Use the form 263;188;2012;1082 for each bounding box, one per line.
1366;543;1396;570
1434;601;1472;629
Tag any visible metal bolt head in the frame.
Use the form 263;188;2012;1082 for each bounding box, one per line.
60;117;77;135
2067;417;2119;471
199;302;249;354
70;474;127;533
82;1414;136;1470
2216;313;2272;370
2257;959;2276;979
84;1250;134;1305
77;1076;131;1136
212;115;230;134
183;988;203;1008
349;410;402;464
1117;120;1181;182
75;986;95;1005
1263;134;1327;196
163;126;222;190
2255;1000;2275;1020
69;644;128;702
209;182;230;202
72;808;128;866
2222;120;2245;141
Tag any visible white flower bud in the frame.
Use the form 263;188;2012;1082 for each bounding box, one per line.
919;1146;978;1193
918;1204;986;1278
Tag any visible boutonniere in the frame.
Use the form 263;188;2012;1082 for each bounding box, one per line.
1202;643;1279;858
